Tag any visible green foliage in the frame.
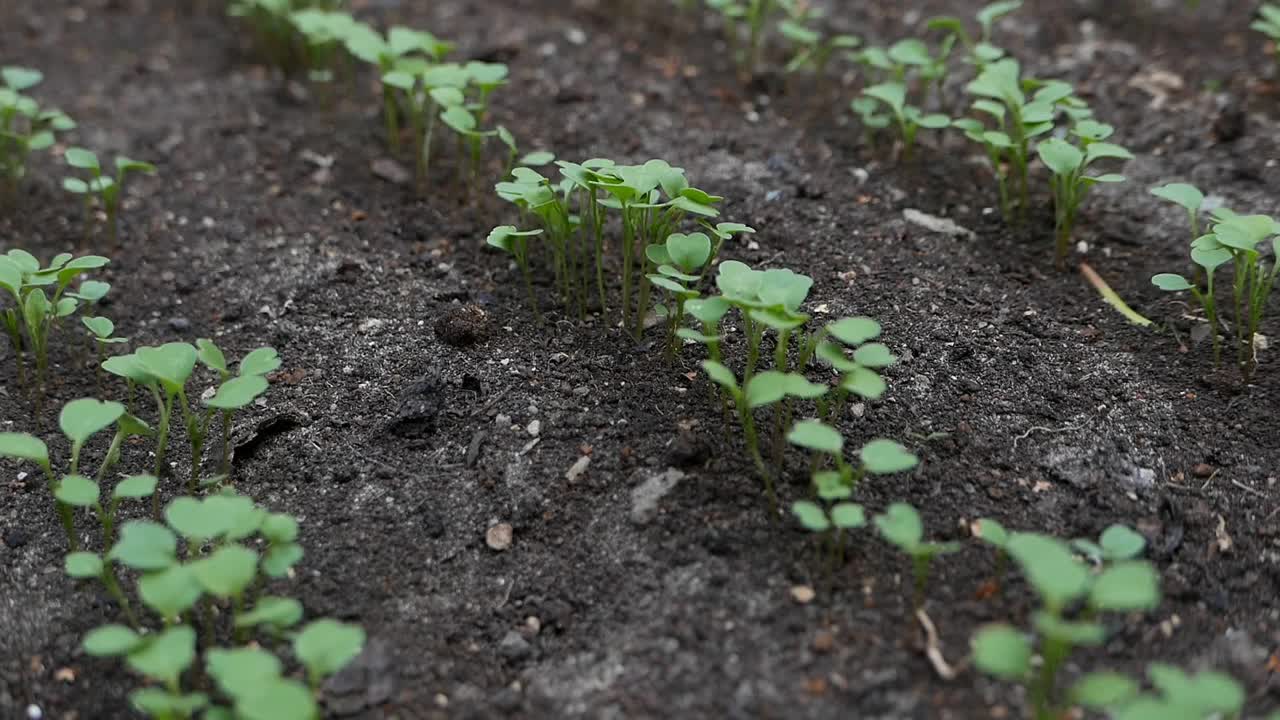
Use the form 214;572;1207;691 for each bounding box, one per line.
1036;121;1132;268
1152;209;1279;380
1253;4;1280;72
0;66;77;198
706;0;786;76
0;249;111;405
1072;664;1246;720
62;147;157;243
858;81;950;158
873;503;959;608
927;1;1021;68
973;528;1161;717
776;1;859;79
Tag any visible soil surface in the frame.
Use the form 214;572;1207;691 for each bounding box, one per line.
2;0;1280;718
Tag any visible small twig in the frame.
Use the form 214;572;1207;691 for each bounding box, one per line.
1012;418;1090;449
916;608;958;681
1200;469;1220;492
1230;478;1268;499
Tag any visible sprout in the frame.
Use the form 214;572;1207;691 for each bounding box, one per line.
344;22;453;152
1152;211;1279;379
293;619;366;689
1253;4;1280;75
645;232;713;358
973;531;1160;716
1037;122;1132;268
927;1;1021;69
858;81;950;159
705;0;784;76
0;66;76;201
0;249;110;407
63;147;157;245
776;2;859;85
873;503;959;609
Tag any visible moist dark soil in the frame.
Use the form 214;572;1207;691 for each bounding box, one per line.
2;0;1280;718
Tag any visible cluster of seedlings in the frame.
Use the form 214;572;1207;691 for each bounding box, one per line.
227;0;547;194
0;248;365;719
1;65;155;241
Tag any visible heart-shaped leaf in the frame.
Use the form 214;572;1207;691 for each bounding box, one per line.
127;625;196;686
791;501;830;532
827;317;881;346
0;432;48;465
114;474;158;499
207;648;283;701
166;497;233;541
136;343;197;393
139;564;204;619
665;232;712;273
786;420;843;455
109;521;177;571
206;374;270;410
55;475;100;507
60;398;125;446
235;596;304;630
83;624;141;656
194;544;259;597
859;439;918;475
972;624;1031;679
874;502;923;551
294;619;367;682
65;551;104;578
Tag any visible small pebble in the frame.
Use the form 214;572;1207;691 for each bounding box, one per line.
1192;463;1214;478
812;630;835;653
168;317;191;332
791;585;816;604
486;523;513;551
526;420;541;437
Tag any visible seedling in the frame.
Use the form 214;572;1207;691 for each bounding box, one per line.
197;340;280;478
344;23;453;152
81;491;363;719
63;147;157;244
1073;664;1245;719
0;66;76;201
874;503;960;610
1037;122;1132;268
974;517;1010;591
808;315;896;420
927;1;1021;69
1153;212;1279;380
1150;182;1206;242
972;532;1160;719
289;9;357;95
858;82;950;159
0;249;111;407
706;0;781;76
959;60;1083;220
227;0;345;73
1253;4;1280;74
83;316;128;391
646;232;714;358
776;2;859;82
1071;523;1145;565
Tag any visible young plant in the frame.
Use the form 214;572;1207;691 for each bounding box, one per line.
646;232;714;358
858;82;950;159
196;340;280;479
927;0;1021;70
81;491;364;719
1150;182;1206;242
809;315;897;420
343;22;453;152
1071;523;1145;565
288;9;357;94
1072;664;1245;720
1037;121;1132;268
63;147;157;244
0;66;76;201
0;249;111;406
974;517;1010;592
776;2;859;84
971;532;1160;720
1152;212;1279;380
706;0;781;76
83;316;128;391
874;503;960;610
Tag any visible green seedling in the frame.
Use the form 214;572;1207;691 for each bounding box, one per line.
487;225;546;322
0;66;76;200
1151;182;1206;242
228;0;345;74
874;503;960;610
0;249;110;406
1073;664;1245;720
83;316;128;391
857;38;953;92
927;1;1021;69
1071;523;1145;565
289;9;356;93
83;491;362;719
344;22;453;152
495;128;554;180
959;60;1084;220
1153;212;1278;380
63;147;157;244
381;63;471;190
707;0;781;76
197;340;279;478
859;82;950;159
646;232;714;358
1037;122;1132;268
972;532;1160;719
776;2;859;82
1254;4;1280;74
809;315;896;420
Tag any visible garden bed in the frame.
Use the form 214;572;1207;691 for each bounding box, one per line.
1;0;1278;717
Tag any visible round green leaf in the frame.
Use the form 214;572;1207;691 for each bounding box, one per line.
841;366;887;400
1007;533;1089;608
1073;672;1141;708
127;625;196;685
1090;561;1160;611
262;543;304;578
194;544;259;597
65;551;104;578
113;474;158;499
82;316;115;338
64;147;100;170
1037;138;1084;176
138;564;204;619
237;678;319;720
236;596;304;630
0;432;49;464
166;496;233;541
207;647;283;701
55;475;99;507
261;512;299;543
1099;524;1146;560
136;343;197;393
852;343;896;369
827;316;881;345
294;619;366;680
665;232;712;273
205;374;270;410
196;338;227;374
239;347;281;376
109;521;177;571
830;503;866;530
1151;273;1192;291
975;518;1009;548
1150;183;1204;213
859;439;918;475
792;500;830;532
129;690;208;717
874;502;923;550
972;624;1031;679
83;624;141;656
786;420;843;454
59;398;125;446
745;371;789;408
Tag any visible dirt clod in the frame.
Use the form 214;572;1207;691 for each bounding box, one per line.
433;304;490;347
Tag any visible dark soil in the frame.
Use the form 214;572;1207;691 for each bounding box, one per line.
3;0;1280;718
